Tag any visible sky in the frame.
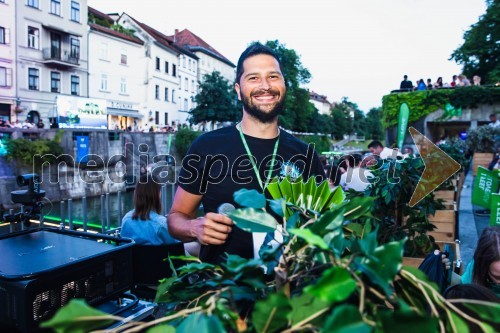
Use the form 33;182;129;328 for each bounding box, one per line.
87;0;487;113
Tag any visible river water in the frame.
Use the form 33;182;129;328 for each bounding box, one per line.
42;185;177;230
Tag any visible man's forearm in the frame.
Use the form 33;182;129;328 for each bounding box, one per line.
167;212;197;242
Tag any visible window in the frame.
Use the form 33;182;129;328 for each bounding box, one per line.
185;78;188;91
182;56;186;68
70;38;80;60
184;98;188;111
164;87;169;101
28;68;39;90
28;27;39;49
155;85;159;99
164;61;169;74
155;111;159;125
99;43;108;60
71;75;79;95
27;0;39;8
155;57;160;70
179;76;182;90
191;80;195;93
100;74;108;91
120;77;127;94
120;49;127;65
188;59;191;70
50;72;60;93
50;0;60;15
0;27;9;45
0;67;12;87
71;1;80;22
172;89;175;103
164;113;168;125
172;64;176;77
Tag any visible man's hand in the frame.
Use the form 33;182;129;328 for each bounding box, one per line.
191;212;234;245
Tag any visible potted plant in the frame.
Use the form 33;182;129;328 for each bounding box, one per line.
466;125;499;176
42;178;499;332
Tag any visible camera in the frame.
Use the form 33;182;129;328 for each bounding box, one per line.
12;174;45;205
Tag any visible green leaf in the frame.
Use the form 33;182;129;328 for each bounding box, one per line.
155;276;177;303
178;262;217;275
305;266;357;305
362;239;404;285
290;228;328;250
343;196;377;220
290;293;329;326
147;325;176;333
269;198;285;217
447;311;470;333
252;292;292;333
228;208;278;233
40;299;114;333
309;208;345;236
462;301;500;323
321;305;371;333
177;312;227;333
377;309;439;333
234;188;266;209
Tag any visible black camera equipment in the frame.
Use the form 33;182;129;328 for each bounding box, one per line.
3;174;46;226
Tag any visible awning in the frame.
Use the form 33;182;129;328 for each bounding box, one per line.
107;108;144;118
42;24;82;37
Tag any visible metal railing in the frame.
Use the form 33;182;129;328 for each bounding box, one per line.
42;48;79;65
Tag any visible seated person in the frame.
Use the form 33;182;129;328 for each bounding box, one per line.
121;175;179;245
368;140;403;159
325;165;341;189
461;227;500;297
339;153;373;192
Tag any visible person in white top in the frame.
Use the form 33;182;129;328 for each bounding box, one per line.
489;114;499;128
339;154;373;192
367;140;403;159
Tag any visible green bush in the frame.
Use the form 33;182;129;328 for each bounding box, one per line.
465;125;500;153
174;128;202;159
5;132;64;171
294;134;331;153
382;86;500;128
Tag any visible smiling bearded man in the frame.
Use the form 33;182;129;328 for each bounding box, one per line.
168;42;325;264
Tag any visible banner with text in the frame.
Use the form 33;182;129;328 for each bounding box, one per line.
490;193;500;226
472;167;499;208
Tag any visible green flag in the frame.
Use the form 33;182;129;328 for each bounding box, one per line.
397;103;410;150
491;193;500;226
472;167;499;208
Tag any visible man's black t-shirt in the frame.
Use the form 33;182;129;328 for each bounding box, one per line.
178;125;325;264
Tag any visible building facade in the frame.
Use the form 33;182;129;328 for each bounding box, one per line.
172;29;235;84
0;0;16;123
309;91;333;115
88;8;145;130
15;0;89;127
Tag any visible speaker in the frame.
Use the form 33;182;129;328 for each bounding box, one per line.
0;228;134;332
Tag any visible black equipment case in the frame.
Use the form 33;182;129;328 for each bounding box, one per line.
0;228;134;332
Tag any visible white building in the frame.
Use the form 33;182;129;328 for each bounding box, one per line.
118;14;182;130
171;29;235;84
309;91;333;115
175;50;199;125
88;7;144;130
15;0;89;127
0;0;16;122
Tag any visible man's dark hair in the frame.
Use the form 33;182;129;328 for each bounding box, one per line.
404;75;408;79
236;42;282;85
368;140;383;149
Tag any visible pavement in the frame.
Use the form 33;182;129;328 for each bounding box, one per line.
458;170;492;269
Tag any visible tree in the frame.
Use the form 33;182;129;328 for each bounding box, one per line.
365;107;384;140
189;71;240;124
450;0;500;83
330;98;354;140
265;40;316;132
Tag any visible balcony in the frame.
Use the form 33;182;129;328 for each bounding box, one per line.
42;48;79;68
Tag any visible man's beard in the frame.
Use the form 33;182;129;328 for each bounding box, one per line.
242;89;285;123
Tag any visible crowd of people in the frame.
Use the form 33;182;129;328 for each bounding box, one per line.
0;118;45;129
399;73;481;91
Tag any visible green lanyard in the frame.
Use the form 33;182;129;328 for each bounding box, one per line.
237;123;280;191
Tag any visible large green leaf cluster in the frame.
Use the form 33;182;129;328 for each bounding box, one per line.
42;177;499;332
450;0;500;83
189;71;240;124
382;86;500;128
465;124;500;153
